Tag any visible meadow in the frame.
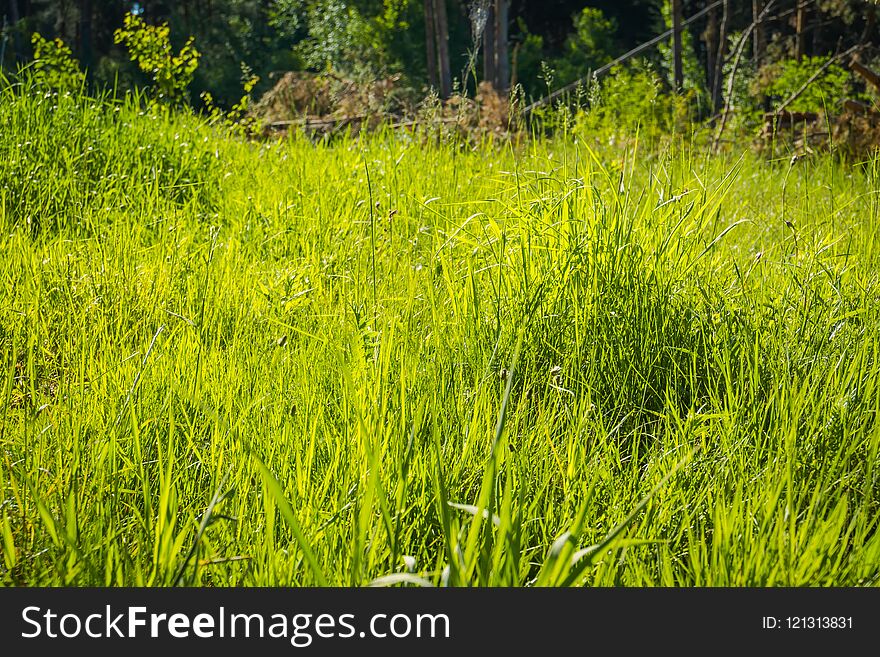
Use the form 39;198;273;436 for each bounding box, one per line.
2;80;880;586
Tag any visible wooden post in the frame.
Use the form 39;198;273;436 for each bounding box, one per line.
434;0;452;99
795;0;806;59
712;0;729;111
860;3;876;42
483;2;495;88
424;0;438;91
704;6;718;110
752;0;765;62
753;0;768;110
672;0;683;90
495;0;510;93
850;58;880;93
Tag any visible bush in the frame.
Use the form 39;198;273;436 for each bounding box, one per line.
292;0;410;80
114;13;201;106
574;61;694;144
755;56;855;114
552;8;617;89
30;33;85;93
510;21;545;100
657;0;708;104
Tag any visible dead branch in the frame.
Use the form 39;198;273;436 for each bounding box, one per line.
842;99;875;115
849;58;880;93
763;110;819;127
712;0;778;152
772;44;862;116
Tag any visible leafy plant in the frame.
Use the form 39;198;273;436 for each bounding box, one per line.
575;60;694;143
30;33;85;93
113;12;201;106
552;8;617;89
657;0;708;104
201;66;262;135
292;0;407;79
757;56;855;114
510;19;545;99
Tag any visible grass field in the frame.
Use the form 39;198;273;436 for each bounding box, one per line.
2;81;880;586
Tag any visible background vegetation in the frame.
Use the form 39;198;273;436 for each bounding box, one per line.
2;1;877;117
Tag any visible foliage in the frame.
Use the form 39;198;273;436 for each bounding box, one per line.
551;8;618;89
291;0;411;79
269;0;307;40
294;0;367;72
510;19;545;100
757;56;855;114
201;68;262;136
713;31;764;137
2;0;877;117
575;60;694;142
113;13;201;105
657;0;708;105
29;33;85;92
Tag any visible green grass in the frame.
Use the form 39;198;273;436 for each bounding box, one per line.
2;79;880;586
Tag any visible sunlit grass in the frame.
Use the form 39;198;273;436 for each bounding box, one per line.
2;79;880;586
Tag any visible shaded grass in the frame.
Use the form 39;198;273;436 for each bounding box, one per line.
2;80;880;586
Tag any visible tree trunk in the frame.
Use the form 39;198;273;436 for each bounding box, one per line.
79;0;92;71
712;0;729;112
6;0;21;63
795;0;807;59
705;7;718;109
424;0;438;91
753;0;768;111
861;4;876;42
433;0;452;99
672;0;683;90
752;0;765;62
494;0;509;93
482;2;495;88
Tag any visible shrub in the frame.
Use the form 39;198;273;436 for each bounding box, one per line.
755;56;855;114
113;12;200;106
201;68;262;136
30;33;85;93
657;0;708;105
510;21;545;100
292;0;409;79
574;61;694;143
552;8;617;89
